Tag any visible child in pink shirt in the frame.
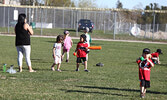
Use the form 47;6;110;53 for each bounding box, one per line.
62;31;73;62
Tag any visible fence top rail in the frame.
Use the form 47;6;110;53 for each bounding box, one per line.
0;4;167;13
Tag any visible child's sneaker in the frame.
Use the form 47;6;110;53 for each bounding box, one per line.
140;93;145;98
84;69;90;72
51;67;55;71
56;69;62;72
75;69;79;71
66;59;69;63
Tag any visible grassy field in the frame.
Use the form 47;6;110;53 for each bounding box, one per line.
0;35;167;100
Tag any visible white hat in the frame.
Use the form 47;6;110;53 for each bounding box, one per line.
85;27;89;32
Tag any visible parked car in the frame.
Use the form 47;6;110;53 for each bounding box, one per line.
78;19;94;32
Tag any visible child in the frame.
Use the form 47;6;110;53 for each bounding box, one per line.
84;27;91;61
74;34;89;72
136;48;154;98
62;31;73;62
151;49;163;64
51;35;64;72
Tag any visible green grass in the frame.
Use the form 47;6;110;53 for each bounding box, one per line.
0;35;167;100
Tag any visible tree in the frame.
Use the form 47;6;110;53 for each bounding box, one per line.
44;0;75;7
116;0;123;9
77;0;97;8
19;0;36;5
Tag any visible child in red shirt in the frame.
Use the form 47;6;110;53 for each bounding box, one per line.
136;48;154;98
151;49;163;64
74;34;89;72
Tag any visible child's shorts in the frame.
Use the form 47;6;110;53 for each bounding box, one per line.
76;57;86;63
140;80;150;88
63;48;70;52
54;56;61;64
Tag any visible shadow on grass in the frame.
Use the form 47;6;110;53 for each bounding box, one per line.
159;64;167;67
59;89;128;97
77;86;167;95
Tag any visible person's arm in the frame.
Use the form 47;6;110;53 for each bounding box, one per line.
52;47;56;58
147;59;154;67
24;23;33;35
157;57;161;64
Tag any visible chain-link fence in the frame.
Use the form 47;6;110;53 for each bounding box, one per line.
0;5;167;40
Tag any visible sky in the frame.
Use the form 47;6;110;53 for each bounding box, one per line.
95;0;167;9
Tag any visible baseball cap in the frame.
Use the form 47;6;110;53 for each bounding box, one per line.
64;30;70;35
157;49;163;54
143;48;150;54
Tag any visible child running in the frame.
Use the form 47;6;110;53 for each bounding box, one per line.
51;35;64;72
62;30;73;62
151;49;163;64
136;48;154;98
74;34;89;72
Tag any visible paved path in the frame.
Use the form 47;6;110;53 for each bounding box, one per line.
1;34;167;45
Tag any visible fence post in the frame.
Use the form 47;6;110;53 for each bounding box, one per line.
113;11;117;40
165;24;167;33
54;8;56;28
63;8;64;29
157;24;159;32
3;6;5;27
71;10;73;29
8;7;9;33
25;8;27;17
76;10;78;36
40;8;43;35
152;12;156;40
144;24;147;38
104;21;105;34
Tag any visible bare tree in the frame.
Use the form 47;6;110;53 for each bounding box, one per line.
78;0;97;8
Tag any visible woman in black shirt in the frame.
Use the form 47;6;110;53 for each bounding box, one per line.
15;13;36;72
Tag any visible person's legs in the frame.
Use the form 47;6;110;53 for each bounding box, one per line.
84;61;87;70
76;63;79;71
62;48;67;61
76;57;81;71
16;46;24;72
62;51;65;61
57;63;61;72
66;51;69;62
23;45;35;72
51;63;56;71
86;54;88;61
56;56;62;71
143;87;147;94
140;80;147;98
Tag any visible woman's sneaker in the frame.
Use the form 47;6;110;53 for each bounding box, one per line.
84;69;90;72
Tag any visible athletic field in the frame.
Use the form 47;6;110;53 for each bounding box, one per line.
0;35;166;100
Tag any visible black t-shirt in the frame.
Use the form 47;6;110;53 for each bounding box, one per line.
15;23;30;46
